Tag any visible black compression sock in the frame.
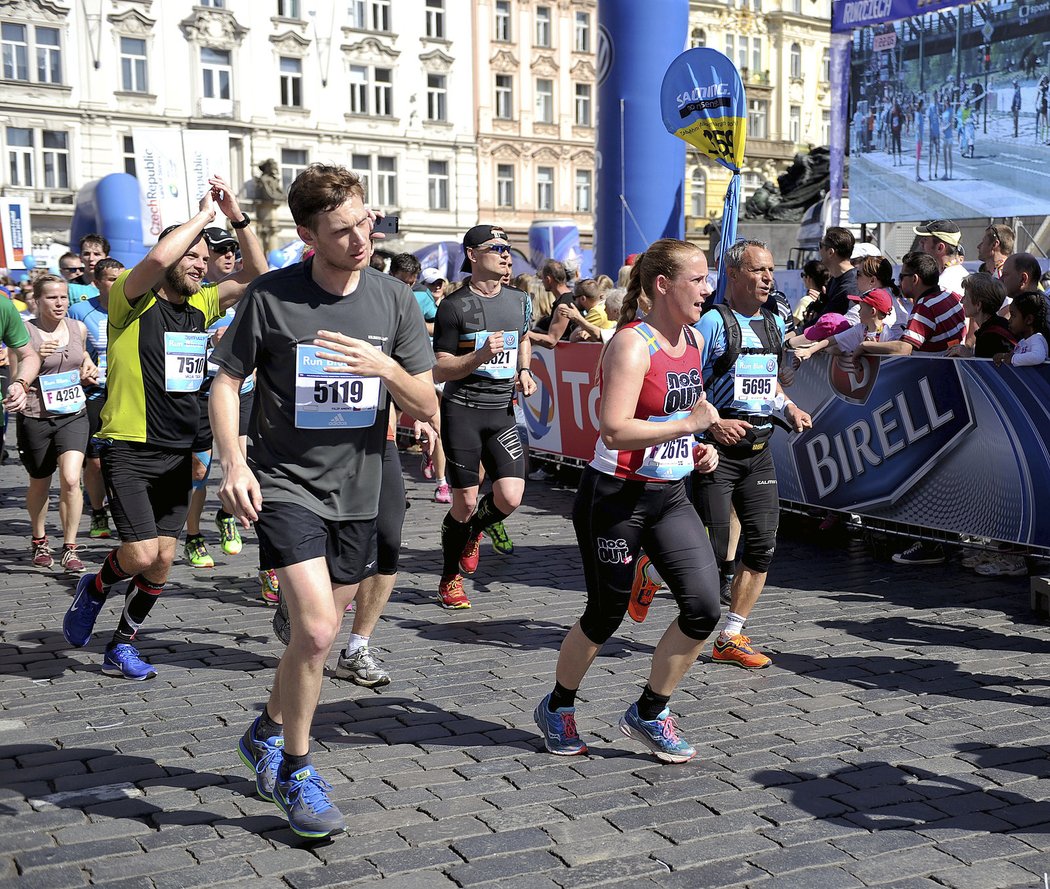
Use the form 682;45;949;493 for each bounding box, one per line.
468;493;510;537
637;685;671;722
441;511;473;577
278;751;311;781
548;681;578;712
255;706;283;741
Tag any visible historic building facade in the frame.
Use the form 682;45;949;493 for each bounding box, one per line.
687;0;832;236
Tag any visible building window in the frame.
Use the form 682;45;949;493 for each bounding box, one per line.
425;0;445;39
279;56;303;107
35;26;60;84
535;78;553;124
122;134;136;176
376;155;397;206
748;98;768;139
752;37;761;73
6;127;33;186
494;0;511;41
822;109;831;145
724;34;734;63
535;6;551;48
736;37;748;73
281;148;308;190
574;12;590;53
574;169;592;213
119;36;148;93
201;47;232;100
278;0;301;16
3;23;62;84
350;153;371;197
349;65;392;116
428;160;449;210
1;23;27;81
374;67;392;115
691;28;706;49
200;0;225;6
496;163;515;208
349;65;367;112
427;74;447;121
790;43;801;79
371;0;391;32
789;105;801;143
349;0;391;31
822;47;831;82
690;168;706;218
792;0;802;12
42;130;68;188
536;166;554;211
494;74;513;120
574;83;592;127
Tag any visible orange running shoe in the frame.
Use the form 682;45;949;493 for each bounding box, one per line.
438;574;471;609
459;533;482;574
628;555;662;623
711;633;771;669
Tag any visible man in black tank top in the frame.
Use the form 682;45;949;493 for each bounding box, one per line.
432;225;536;608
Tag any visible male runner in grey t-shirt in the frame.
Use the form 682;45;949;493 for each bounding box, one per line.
210;164;436;840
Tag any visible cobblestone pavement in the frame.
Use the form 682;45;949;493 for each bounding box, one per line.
2;451;1049;889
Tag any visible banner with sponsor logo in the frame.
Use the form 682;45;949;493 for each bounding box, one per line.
0;198;31;268
133;127;230;242
661;48;746;303
772;351;1050;548
523;343;602;462
832;0;968;33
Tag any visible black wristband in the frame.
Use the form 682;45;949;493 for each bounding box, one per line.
230;213;251;229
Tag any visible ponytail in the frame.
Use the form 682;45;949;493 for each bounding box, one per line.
617;257;646;330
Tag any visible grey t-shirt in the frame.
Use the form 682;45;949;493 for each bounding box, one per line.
211;261;434;521
432;285;531;409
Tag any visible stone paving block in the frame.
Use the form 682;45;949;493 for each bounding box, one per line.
933;860;1042;889
8;864;89;889
281;859;382;889
846;846;965;884
453;826;552;860
659;859;768;888
656;831;780;870
759;868;866;889
445;849;564;886
17;838;140;871
87;848;195;883
246;848;319;876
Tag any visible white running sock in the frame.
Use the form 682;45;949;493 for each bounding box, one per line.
435;476;446;486
720;612;746;640
346;633;369;655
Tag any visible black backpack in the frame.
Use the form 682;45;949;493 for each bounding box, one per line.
708;303;784;383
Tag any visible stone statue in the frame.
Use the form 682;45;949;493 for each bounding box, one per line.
251;158;283;252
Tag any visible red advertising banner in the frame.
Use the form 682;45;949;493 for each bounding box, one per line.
522;343;602;462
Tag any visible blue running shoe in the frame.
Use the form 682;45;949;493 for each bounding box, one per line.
619;703;696;764
102;643;158;681
274;765;346;839
533;693;587;756
238;717;284;802
63;574;106;648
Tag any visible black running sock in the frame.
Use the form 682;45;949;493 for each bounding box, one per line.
255;706;283;741
441;511;473;577
637;685;671;722
110;575;163;645
94;550;132;601
216;508;233;522
548;681;578;712
468;493;510;537
278;751;311;781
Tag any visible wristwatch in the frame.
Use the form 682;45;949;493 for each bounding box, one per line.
230;213;251;229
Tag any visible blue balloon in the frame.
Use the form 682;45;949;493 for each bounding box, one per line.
267;249;283;268
18;272;29;283
22;255;36;270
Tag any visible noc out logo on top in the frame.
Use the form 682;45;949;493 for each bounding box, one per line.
664;369;703;413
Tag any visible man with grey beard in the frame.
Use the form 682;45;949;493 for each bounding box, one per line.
62;175;266;682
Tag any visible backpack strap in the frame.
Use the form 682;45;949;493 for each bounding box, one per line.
710;304;740;381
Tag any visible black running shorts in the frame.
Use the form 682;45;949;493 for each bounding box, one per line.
16;411;89;479
254;500;378;586
85;389;106;458
377;439;406;575
440;399;526;489
98;440;193;541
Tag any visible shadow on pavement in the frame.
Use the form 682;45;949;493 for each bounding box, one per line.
754;754;1050;833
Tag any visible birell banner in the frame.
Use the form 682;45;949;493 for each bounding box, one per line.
771;352;1050;549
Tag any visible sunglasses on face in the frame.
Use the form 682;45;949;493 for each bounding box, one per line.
61;266;84;274
478;244;511;256
211;246;237;256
